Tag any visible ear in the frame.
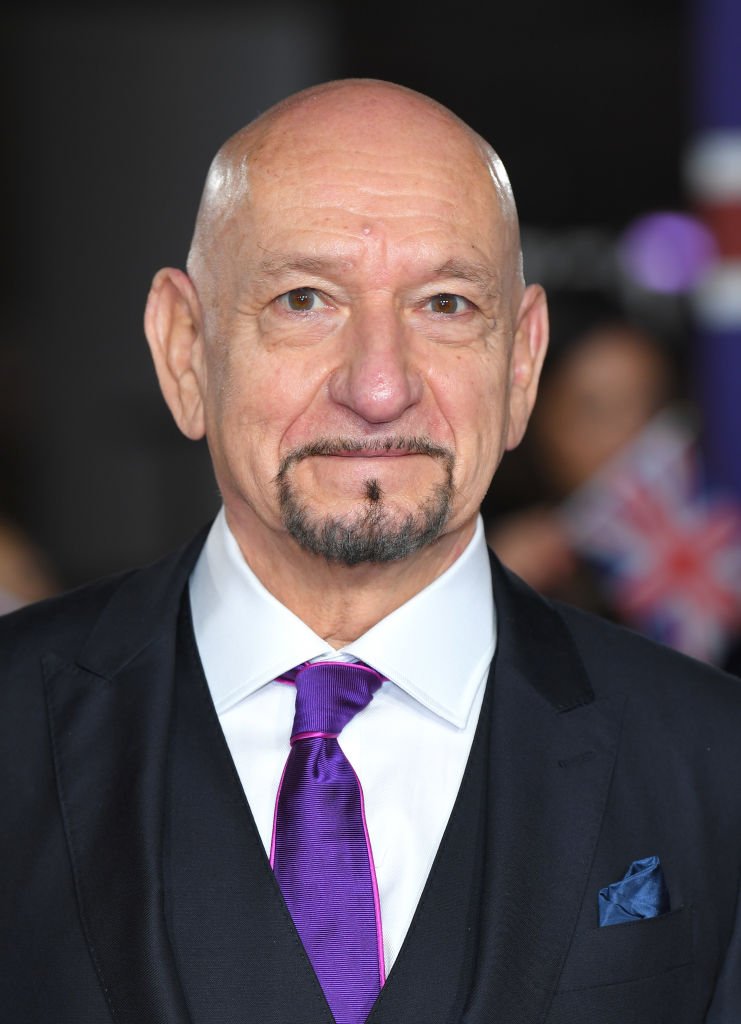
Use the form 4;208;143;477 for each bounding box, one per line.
505;283;549;451
144;267;207;440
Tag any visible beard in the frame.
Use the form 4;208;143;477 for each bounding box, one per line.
275;436;455;566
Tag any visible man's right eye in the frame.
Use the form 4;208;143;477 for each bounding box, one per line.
277;288;327;312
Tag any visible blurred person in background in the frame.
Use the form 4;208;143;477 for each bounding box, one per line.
2;81;740;1024
486;293;677;610
486;292;741;671
0;516;58;613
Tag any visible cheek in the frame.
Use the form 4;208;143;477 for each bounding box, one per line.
218;351;332;466
209;338;283;422
430;354;510;466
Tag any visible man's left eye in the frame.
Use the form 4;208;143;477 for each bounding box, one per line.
425;293;470;314
277;288;328;312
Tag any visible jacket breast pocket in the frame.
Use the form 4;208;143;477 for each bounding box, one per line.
557;905;693;991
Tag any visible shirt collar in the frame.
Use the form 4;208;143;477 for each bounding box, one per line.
189;508;495;728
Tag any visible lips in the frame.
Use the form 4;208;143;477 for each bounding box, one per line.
276;436;455;480
325;449;418;458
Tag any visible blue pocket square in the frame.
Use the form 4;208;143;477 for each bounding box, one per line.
598;855;670;926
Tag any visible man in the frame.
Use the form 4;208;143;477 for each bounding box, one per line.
1;79;740;1023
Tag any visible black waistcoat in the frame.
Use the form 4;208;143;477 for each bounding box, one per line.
164;597;493;1024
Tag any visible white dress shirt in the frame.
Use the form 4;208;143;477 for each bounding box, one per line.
189;508;496;971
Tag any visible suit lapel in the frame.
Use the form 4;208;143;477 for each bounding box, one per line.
43;531;207;1024
463;557;625;1023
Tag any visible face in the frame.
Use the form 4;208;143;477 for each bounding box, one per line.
149;86;547;566
534;327;670;495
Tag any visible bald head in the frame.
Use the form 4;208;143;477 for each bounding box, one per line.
186;79;523;329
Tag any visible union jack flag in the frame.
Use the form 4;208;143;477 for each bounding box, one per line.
561;411;741;664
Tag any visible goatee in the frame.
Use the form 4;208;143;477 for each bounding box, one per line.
275;436;455;566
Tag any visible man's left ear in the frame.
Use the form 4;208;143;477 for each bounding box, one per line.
505;283;549;451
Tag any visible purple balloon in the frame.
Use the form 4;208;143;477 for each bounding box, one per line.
619;212;718;293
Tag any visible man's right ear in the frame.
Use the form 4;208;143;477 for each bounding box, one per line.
144;267;207;440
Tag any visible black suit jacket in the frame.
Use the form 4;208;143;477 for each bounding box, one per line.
1;529;740;1023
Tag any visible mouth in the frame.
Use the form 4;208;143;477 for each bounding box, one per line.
275;435;456;485
282;435;452;461
326;449;419;458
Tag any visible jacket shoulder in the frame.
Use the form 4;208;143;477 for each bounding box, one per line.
0;571;138;665
0;524;209;672
553;598;741;711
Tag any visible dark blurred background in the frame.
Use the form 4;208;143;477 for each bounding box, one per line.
2;0;739;666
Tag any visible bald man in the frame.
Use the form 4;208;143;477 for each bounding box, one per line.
1;80;740;1024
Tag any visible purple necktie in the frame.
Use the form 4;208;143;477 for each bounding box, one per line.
271;661;385;1024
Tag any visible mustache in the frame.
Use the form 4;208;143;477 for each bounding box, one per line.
276;435;455;478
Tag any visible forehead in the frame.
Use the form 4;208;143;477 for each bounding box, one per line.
238;104;509;269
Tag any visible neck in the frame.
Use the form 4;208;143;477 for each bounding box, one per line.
224;510;477;648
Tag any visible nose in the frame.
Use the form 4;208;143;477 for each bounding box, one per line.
328;300;422;425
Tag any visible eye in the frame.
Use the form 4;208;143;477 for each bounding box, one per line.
277;287;329;312
425;293;471;315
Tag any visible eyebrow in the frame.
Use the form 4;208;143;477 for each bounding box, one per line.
432;258;499;292
255;253;349;279
252;252;500;296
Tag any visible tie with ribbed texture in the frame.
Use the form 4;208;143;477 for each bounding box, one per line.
271;661;384;1024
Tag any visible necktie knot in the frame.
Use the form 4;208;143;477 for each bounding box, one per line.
291;660;383;741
